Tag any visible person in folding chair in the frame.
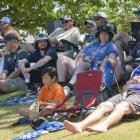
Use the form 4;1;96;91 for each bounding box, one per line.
64;66;140;133
48;15;80;58
57;24;121;95
18;67;66;119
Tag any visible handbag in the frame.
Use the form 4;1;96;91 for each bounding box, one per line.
29;101;40;120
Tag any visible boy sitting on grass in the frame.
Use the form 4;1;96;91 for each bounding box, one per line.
18;67;66;119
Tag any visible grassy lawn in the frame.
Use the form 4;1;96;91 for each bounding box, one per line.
0;92;140;140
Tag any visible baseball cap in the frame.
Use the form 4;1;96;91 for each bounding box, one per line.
84;20;96;27
63;15;73;20
4;33;19;43
94;11;107;20
34;34;48;42
0;16;11;24
134;10;140;15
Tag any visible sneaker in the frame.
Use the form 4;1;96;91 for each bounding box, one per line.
63;86;70;96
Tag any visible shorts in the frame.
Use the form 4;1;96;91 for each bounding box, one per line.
4;77;28;92
108;90;140;113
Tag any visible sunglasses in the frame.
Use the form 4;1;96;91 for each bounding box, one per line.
86;25;93;28
0;22;7;25
62;20;70;24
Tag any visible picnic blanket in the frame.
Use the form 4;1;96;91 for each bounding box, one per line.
0;95;36;106
12;121;64;140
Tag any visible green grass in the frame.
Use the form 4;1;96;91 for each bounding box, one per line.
1;92;140;140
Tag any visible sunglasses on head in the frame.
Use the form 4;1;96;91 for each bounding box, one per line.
38;34;44;38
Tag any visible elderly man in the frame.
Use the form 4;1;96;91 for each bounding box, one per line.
48;15;80;58
94;11;109;27
0;34;28;93
0;16;20;42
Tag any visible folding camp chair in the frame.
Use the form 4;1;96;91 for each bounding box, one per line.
54;70;102;116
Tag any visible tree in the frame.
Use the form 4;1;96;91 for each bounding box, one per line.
0;0;140;34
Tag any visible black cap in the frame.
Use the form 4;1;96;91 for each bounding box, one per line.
4;33;19;43
96;24;115;38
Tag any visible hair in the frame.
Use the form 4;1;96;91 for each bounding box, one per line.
42;67;58;80
96;31;114;43
34;39;51;51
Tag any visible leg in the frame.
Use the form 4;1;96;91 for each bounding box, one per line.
125;65;134;74
0;78;28;93
87;101;133;132
57;55;75;83
115;40;124;62
18;107;30;118
0;80;9;92
64;101;114;133
114;59;122;82
39;105;55;116
69;60;90;85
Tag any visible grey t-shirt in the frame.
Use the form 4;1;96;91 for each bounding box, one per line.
48;27;80;45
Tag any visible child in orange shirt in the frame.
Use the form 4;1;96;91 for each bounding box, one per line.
18;67;66;119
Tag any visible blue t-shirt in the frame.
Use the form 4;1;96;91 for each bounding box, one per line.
91;42;118;69
3;48;28;75
81;40;99;63
84;32;96;43
26;47;58;70
131;66;140;77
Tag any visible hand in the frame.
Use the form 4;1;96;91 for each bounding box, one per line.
0;73;6;80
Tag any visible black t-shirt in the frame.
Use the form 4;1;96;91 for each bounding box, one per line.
3;48;28;75
26;47;58;70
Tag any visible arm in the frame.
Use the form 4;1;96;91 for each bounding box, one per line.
28;55;51;71
6;68;21;79
18;59;29;73
108;53;118;67
124;55;133;62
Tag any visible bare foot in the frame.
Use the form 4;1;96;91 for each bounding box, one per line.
85;123;108;133
64;120;82;133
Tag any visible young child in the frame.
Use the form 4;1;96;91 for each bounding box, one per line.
18;67;66;119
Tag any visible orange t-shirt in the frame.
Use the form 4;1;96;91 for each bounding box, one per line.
38;83;66;109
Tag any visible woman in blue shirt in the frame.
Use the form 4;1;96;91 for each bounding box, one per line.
57;24;121;94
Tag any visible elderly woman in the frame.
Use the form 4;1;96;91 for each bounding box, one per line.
57;24;121;95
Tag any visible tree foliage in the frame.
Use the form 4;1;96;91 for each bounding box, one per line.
0;0;140;34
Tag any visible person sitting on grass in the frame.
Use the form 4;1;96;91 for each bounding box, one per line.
0;33;28;93
64;66;140;133
18;67;66;118
19;33;58;92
